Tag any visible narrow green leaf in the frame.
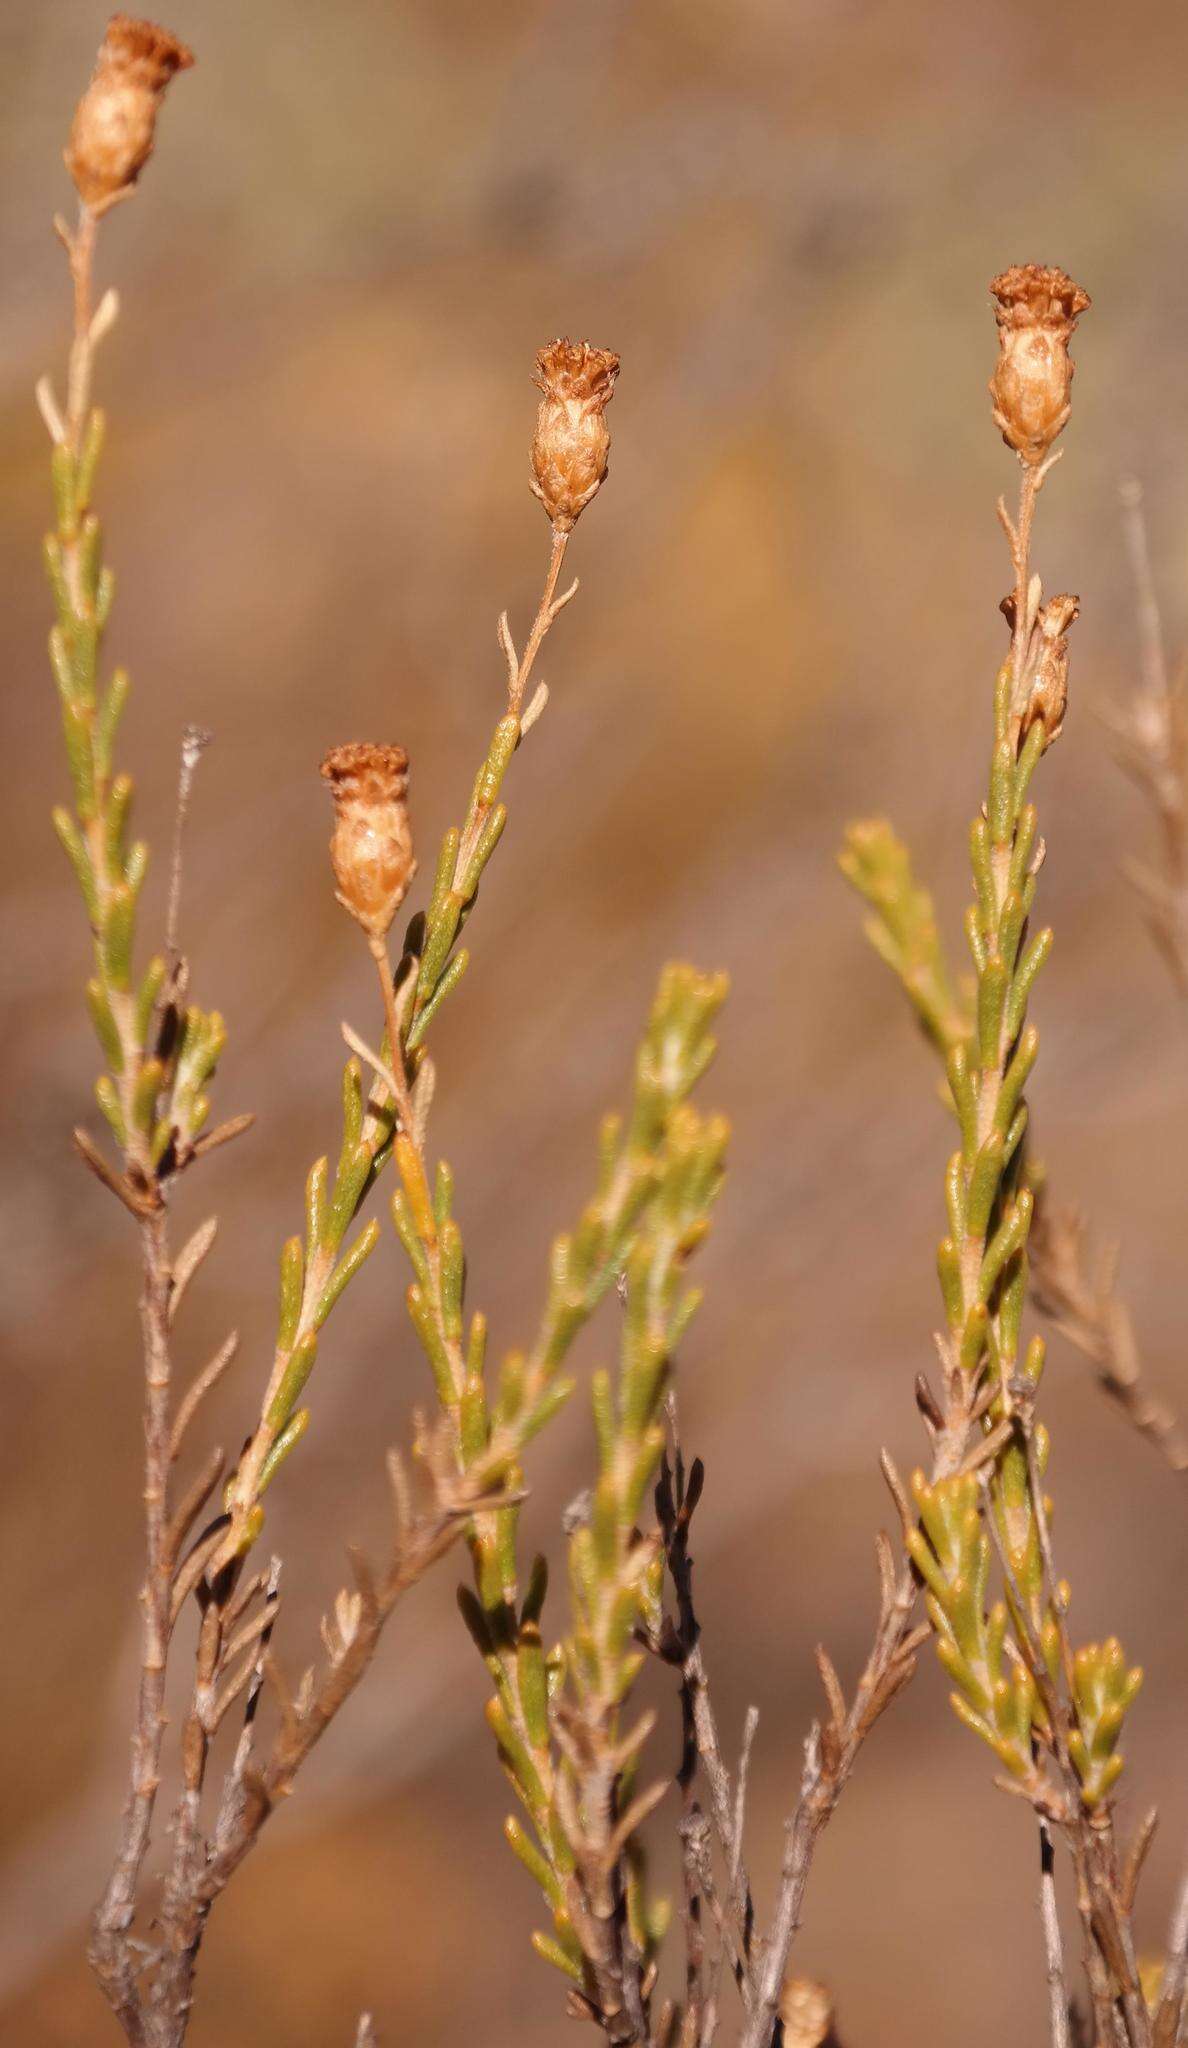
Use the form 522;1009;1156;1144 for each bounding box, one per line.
258;1407;310;1494
406;947;469;1049
85;977;123;1070
53;807;98;922
314;1217;380;1327
101;882;136;989
305;1156;329;1254
131;1057;164;1136
460;802;507;898
937;1237;964;1326
277;1235;305;1350
76;408;106;511
93;667;130;781
503;1816;559;1903
265;1330;318;1434
426;827;460;928
516;1622;550;1748
440;1217;465;1340
78;513;103;603
50;442;77;532
530;1932;582;1984
406;1282;457;1406
43;535;71;623
134;955;167;1046
988;738;1014;845
1006;928;1053;1040
95;1073;127;1146
460;1373;489;1462
59;697;96;819
475;715;521;809
340;1057;364;1154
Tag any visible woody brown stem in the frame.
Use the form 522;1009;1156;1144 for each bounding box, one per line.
509;525;569;716
89;1209;175;2045
66;204;98;436
1039;1822;1073;2048
741;1383;974;2048
57;192;177;2045
188;1491;478;1914
369;936;417;1136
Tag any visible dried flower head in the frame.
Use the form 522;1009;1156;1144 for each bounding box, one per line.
989;265;1090;465
530;338;619;531
66;14;194;213
778;1976;834;2048
320;743;416;941
1002;589;1079;751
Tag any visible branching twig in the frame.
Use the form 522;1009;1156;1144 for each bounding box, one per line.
1155;1859;1188;2047
740;1392;970;2048
1040;1821;1073;2048
1104;479;1188;989
1031;1196;1188;1473
165;723;211;970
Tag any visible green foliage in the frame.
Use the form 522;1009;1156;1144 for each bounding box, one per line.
227;615;578;1543
430;965;728;2007
840;584;1145;1814
45;411;151;1161
1069;1639;1143;1807
408;710;523;1041
44;398;229;1188
566;1101;727;1716
838;819;969;1058
908;1470;1040;1779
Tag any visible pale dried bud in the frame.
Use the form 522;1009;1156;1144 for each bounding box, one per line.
989;265;1090;464
66;15;194;212
320;744;416;941
530;339;619;531
1002;590;1079;751
778;1976;833;2048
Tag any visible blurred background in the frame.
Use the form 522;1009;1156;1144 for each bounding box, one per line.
2;2;1188;2042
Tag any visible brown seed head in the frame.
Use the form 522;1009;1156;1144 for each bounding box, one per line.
777;1976;833;2048
530;339;619;531
66;15;194;212
989;265;1090;465
1002;590;1079;752
320;743;416;941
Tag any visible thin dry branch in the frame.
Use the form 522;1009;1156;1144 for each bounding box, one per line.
654;1414;756;2022
169;1332;239;1462
89;1209;176;2043
1040;1822;1073;2048
191;1472;487;1911
1154;1860;1188;2047
982;1417;1151;2048
164;723;211;968
1032;1196;1188;1473
738;1369;974;2048
1104;480;1188;989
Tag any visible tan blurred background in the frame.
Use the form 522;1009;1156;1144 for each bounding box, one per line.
3;2;1188;2042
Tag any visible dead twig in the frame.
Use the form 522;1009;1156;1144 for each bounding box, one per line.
1040;1820;1073;2048
1104;480;1188;990
1032;1195;1188;1473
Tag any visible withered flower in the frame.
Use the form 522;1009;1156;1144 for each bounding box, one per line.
66;14;194;213
1002;590;1079;751
778;1976;834;2048
530;339;619;531
989;265;1090;465
320;743;416;941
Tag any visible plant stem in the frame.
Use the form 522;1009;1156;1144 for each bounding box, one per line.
741;1390;973;2048
509;526;569;717
89;1209;175;2042
1039;1821;1072;2048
